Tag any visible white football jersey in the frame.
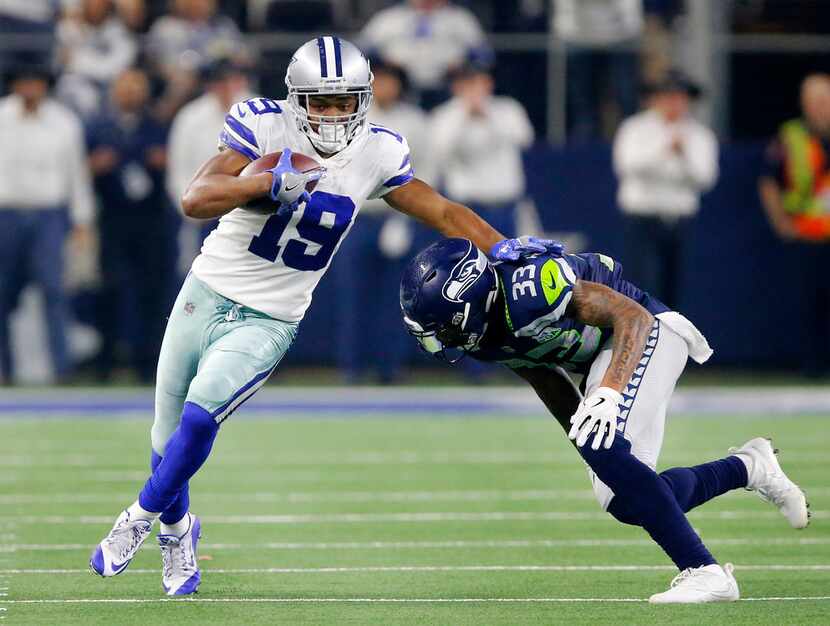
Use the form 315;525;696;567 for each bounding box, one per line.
191;97;414;321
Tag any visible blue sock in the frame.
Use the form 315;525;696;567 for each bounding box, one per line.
660;456;748;513
150;451;191;525
581;433;716;571
139;402;217;514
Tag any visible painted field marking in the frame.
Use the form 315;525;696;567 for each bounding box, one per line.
1;510;825;524
3;596;830;605
4;487;827;505
3;565;830;575
0;490;599;505
3;450;829;467
4;537;829;553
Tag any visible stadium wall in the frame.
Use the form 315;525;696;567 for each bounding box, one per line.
283;141;802;370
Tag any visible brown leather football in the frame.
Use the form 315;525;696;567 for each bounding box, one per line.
240;151;322;213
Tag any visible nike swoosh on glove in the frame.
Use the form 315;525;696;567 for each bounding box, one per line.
489;236;565;262
568;387;623;450
266;149;325;216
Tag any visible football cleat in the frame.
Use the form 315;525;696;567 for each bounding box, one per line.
649;563;739;604
158;513;202;596
729;437;810;529
89;509;153;577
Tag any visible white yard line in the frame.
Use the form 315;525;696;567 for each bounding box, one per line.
4;537;830;553
3;451;829;467
3;565;830;575
4;487;827;505
3;596;830;604
1;510;825;524
0;490;599;504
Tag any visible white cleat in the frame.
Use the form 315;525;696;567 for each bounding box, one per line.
649;563;740;604
89;509;153;577
159;513;202;596
729;437;810;529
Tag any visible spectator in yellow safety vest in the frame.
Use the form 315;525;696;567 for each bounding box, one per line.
759;73;830;377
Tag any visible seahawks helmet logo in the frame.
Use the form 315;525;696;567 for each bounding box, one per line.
442;243;488;303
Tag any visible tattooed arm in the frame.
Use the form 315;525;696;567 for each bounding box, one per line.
567;281;654;393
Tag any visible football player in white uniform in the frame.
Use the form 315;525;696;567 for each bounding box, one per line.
89;37;504;595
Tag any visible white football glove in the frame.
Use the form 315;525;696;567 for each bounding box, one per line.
568;387;623;450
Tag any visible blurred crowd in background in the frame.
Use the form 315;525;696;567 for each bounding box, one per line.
1;0;829;385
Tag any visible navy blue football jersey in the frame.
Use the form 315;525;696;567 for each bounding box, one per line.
472;253;668;373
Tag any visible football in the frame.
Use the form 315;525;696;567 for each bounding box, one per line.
239;150;322;213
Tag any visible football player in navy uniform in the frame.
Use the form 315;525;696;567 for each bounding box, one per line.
400;237;809;603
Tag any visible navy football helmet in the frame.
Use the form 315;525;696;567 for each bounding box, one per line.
400;238;498;362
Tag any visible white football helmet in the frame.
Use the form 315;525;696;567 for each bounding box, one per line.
285;37;373;154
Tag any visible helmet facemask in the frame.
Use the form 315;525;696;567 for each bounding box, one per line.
403;268;498;364
286;84;373;154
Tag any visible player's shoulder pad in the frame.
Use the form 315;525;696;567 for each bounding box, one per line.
219;97;285;161
495;255;577;340
368;122;414;192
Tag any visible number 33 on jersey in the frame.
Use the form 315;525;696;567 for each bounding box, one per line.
191;98;414;322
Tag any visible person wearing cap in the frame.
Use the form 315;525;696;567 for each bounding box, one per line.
0;62;95;384
333;57;432;383
759;73;830;377
429;60;533;241
166;57;253;273
613;69;718;310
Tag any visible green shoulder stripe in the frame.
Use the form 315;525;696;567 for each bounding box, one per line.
497;275;513;332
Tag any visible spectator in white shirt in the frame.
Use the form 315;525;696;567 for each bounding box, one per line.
361;0;488;108
0;62;95;384
553;0;643;141
429;61;534;238
167;57;252;273
613;70;718;309
55;0;138;118
333;58;430;383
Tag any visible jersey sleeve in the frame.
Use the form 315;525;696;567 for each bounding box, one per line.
217;99;266;161
500;256;578;340
367;124;415;199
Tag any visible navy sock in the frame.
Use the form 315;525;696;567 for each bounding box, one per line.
581;433;716;571
150;451;191;525
660;456;748;513
139;402;217;514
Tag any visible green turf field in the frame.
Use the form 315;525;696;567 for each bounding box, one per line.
1;411;827;625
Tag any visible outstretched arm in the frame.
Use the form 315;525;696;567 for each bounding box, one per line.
383;178;505;252
513;367;581;433
568;281;654;394
181;149;271;219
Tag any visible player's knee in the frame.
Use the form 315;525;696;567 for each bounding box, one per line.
606;496;642;526
180;401;218;437
588;473;642;525
186;369;238;413
150;422;176;456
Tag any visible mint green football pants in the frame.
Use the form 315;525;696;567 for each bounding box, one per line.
151;273;298;455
